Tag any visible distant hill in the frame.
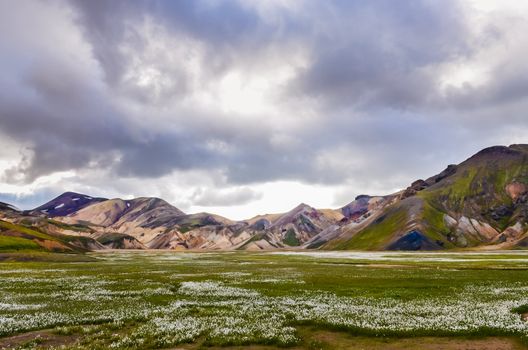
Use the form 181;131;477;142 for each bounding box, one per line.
2;144;528;251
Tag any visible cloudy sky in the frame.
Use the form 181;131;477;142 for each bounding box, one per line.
1;0;528;219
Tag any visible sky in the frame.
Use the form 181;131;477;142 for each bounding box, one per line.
1;0;528;220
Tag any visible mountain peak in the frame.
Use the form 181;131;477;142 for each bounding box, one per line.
270;203;317;228
31;191;107;217
292;203;313;211
355;194;371;200
128;197;185;216
467;145;522;162
60;191;87;196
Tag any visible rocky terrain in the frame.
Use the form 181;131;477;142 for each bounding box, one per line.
1;144;528;252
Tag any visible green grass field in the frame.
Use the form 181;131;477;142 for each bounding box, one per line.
1;251;528;349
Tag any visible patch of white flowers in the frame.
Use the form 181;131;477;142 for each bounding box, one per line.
235;277;306;285
0;302;44;311
2;252;528;349
179;281;259;298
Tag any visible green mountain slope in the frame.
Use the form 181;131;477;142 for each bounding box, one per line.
0;219;101;253
326;144;528;250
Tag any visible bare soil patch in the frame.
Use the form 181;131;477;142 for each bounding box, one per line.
301;329;526;350
0;329;78;349
1;328;525;350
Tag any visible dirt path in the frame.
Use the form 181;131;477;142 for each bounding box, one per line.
301;329;526;350
1;328;525;350
0;329;79;349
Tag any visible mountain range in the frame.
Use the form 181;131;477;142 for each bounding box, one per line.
2;144;528;253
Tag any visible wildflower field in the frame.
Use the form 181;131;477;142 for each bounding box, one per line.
1;251;528;349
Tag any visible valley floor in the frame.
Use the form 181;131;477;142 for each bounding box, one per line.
1;251;528;349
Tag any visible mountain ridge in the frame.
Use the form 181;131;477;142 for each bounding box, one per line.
2;144;528;252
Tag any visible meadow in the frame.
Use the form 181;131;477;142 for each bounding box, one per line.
1;250;528;349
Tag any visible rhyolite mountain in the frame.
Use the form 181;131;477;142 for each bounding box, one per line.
323;144;528;250
29;191;107;217
1;144;528;252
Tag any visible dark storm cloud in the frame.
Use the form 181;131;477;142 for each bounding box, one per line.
293;0;472;109
0;56;130;182
1;0;528;201
68;0;140;86
68;0;280;98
